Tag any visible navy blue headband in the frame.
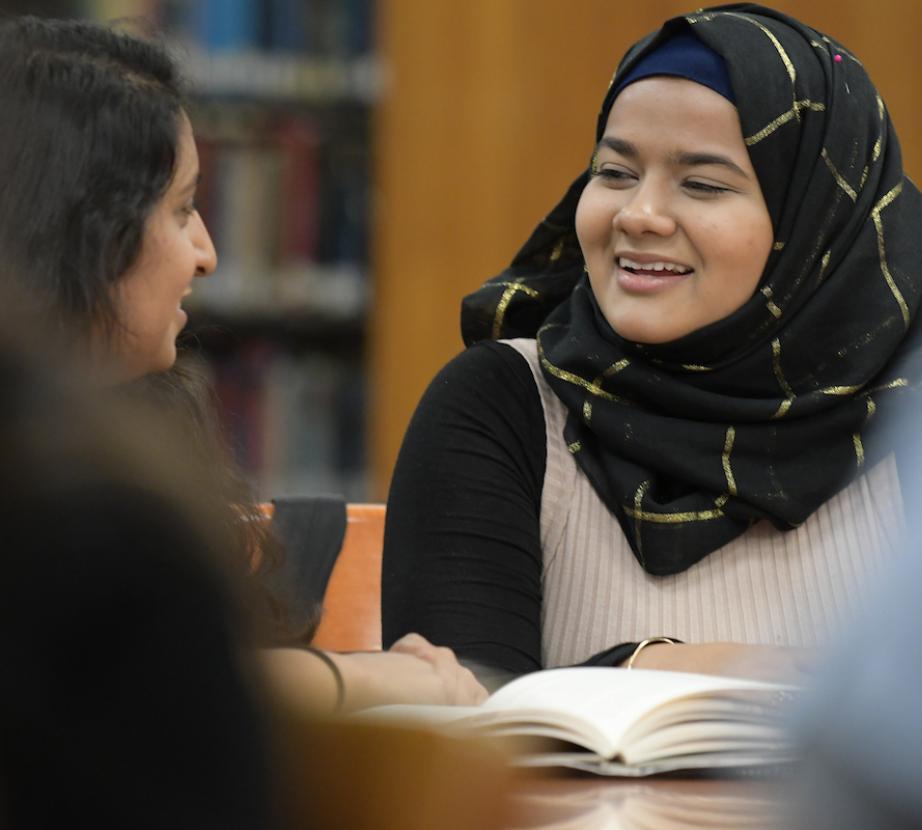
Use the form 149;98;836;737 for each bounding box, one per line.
611;29;736;105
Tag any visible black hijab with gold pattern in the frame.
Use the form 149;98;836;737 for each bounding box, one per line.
460;3;922;575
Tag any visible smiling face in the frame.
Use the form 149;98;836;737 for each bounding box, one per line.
109;113;217;379
575;77;774;344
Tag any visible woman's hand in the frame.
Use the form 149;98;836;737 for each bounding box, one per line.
627;641;817;684
334;633;488;711
262;635;487;715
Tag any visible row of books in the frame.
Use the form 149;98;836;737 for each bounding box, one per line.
189;111;370;316
81;0;376;503
209;345;368;502
81;0;373;56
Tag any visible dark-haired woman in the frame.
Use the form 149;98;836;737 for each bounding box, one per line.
0;16;485;710
382;4;921;686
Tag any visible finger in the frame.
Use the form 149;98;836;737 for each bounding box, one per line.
429;645;459;669
389;632;433;657
462;669;489;704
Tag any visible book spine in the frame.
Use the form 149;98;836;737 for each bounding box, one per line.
277;119;321;265
267;0;310;53
197;0;259;52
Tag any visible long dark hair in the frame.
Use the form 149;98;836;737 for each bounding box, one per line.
0;16;301;642
0;15;183;342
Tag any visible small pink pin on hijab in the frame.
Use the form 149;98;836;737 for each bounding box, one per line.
834;54;843;63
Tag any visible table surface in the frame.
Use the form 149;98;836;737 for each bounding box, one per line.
504;772;788;829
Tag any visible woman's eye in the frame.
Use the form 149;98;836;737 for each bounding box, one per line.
684;180;731;195
593;166;635;184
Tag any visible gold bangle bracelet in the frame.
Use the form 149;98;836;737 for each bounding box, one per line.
624;637;680;670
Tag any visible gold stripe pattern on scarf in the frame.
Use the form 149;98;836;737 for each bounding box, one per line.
685;12;718;25
695;12;823;149
869;378;908;393
584;359;631;424
624;502;727;524
819;250;831;281
872;136;882;163
852;433;864;468
809;37;863;67
745;101;825;146
852;397;877;469
623;485;745;561
722;426;738;496
821;148;858;202
491;281;540;339
821;385;863;396
771;338;795;418
632;480;650;566
870;182;910;328
761;286;782;319
740;15;797;84
538;338;624;402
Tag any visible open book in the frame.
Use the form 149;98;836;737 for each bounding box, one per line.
360;667;797;777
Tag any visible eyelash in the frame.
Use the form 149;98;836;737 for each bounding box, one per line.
592;167;633;182
591;166;732;195
683;181;731;195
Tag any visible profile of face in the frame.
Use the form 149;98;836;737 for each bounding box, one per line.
109;113;217;379
575;77;774;345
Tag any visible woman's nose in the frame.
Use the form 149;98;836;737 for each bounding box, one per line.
612;181;677;238
193;212;218;277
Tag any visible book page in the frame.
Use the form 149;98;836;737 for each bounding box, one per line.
479;667;792;759
358;667;793;764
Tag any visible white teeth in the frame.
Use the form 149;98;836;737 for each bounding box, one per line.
618;257;691;274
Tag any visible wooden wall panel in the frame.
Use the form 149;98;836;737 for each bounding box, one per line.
370;0;922;496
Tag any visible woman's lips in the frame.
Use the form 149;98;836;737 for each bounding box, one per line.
616;262;693;294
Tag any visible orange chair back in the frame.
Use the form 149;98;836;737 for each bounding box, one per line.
311;503;384;651
259;502;384;652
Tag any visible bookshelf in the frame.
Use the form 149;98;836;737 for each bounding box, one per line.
73;0;377;501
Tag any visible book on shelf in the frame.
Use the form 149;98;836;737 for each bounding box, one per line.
210;348;367;502
155;0;373;56
189;113;369;315
359;667;797;777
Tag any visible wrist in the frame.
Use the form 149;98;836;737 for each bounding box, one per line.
303;647;348;712
623;637;682;670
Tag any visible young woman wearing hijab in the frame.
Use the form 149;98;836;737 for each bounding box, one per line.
382;3;922;686
0;16;486;711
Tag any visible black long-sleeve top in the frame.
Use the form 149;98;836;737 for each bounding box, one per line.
381;341;637;683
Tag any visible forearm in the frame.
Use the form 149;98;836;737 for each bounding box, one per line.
260;647;345;714
382;344;548;675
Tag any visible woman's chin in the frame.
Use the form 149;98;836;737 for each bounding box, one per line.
606;317;686;346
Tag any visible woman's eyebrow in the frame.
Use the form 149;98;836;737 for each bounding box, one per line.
177;171;202;196
597;136;637;157
597;137;749;178
672;151;749;178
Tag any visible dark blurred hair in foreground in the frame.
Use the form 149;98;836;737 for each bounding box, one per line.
0;300;279;828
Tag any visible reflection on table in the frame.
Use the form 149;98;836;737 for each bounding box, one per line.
506;774;785;830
